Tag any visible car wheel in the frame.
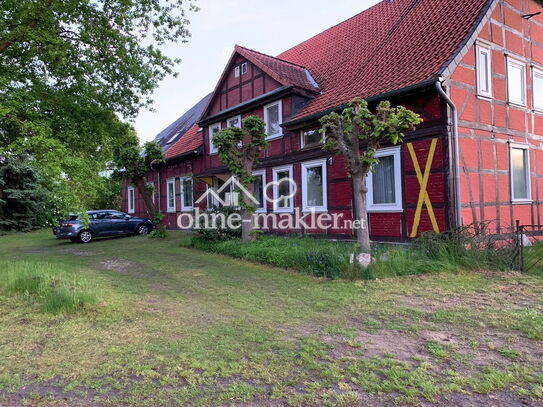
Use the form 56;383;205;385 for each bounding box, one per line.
78;230;93;243
136;224;150;236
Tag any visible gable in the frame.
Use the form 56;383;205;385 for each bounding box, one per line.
206;54;283;117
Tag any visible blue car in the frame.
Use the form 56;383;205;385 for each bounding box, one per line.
55;210;154;243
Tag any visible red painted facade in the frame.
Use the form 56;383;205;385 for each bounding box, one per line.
123;0;543;241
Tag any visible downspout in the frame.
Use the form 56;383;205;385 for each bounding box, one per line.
435;78;462;228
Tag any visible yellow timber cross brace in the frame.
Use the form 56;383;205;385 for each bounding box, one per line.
406;138;440;237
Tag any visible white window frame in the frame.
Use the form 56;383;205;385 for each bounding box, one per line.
180;177;193;211
476;43;492;98
209;122;221;154
509;143;532;203
127;186;135;214
367;146;403;212
234;66;240;78
506;56;527;106
301;159;327;212
301;129;324;149
533;67;543;112
241;62;248;75
264;100;283;140
166;178;176;213
252;169;266;213
272;165;294;213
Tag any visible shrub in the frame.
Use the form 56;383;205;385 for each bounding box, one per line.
0;260;98;313
195;207;242;241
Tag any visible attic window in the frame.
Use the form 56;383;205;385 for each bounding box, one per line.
234;66;240;78
234;63;248;78
241;62;248;75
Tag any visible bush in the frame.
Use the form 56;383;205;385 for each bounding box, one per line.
185;235;356;279
0;260;98;313
195;207;242;241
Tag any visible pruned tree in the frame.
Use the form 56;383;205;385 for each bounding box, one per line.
214;116;269;243
114;132;165;232
320;98;422;252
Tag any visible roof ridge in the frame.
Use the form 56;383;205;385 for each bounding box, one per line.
236;45;310;70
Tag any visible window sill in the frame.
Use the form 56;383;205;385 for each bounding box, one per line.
181;208;193;212
512;200;533;205
367;208;404;213
302;209;328;214
507;101;528;109
273;209;294;214
265;134;283;141
166;209;177;213
476;94;493;101
255;209;267;213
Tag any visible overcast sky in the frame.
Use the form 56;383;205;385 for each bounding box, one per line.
134;0;381;143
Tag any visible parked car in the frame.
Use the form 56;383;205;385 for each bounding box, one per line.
55;210;154;243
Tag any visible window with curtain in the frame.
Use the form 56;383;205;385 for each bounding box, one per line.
273;166;293;211
264;101;282;139
367;147;402;211
511;146;530;201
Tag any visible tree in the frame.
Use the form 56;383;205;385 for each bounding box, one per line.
114;133;165;230
0;0;196;217
0;155;48;231
320;99;422;253
214;116;269;243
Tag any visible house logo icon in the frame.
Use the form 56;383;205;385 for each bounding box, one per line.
195;176;260;207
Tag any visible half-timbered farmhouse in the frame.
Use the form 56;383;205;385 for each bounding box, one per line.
123;0;543;241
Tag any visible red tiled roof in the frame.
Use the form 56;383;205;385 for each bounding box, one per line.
277;0;492;121
236;45;320;93
165;124;202;159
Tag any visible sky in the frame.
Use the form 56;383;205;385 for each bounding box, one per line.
134;0;381;143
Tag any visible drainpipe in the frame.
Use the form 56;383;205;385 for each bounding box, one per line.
435;78;462;228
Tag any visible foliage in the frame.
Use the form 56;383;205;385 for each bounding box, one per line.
194;207;242;241
91;172;123;211
0;260;97;313
213;116;269;242
320;98;422;251
0;0;195;221
0;155;49;231
184;235;356;279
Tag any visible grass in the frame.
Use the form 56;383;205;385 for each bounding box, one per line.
0;230;542;406
0;260;98;313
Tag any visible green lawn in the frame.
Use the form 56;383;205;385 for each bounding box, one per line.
0;230;542;406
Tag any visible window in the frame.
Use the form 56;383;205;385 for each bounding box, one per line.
166;178;176;212
301;129;324;149
127;186;135;214
510;143;531;202
181;177;193;210
302;159;327;212
264;100;282;139
476;43;492;98
272;165;294;212
241;62;248;75
227;115;241;129
209;122;221;154
234;66;240;78
533;67;543;111
166;131;181;144
367;147;403;212
252;170;266;212
507;57;526;106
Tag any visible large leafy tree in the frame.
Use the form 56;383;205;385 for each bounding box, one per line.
320;99;422;253
0;0;196;215
214;116;269;243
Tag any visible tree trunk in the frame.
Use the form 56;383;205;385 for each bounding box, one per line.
241;182;255;243
134;177;159;219
351;173;371;253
